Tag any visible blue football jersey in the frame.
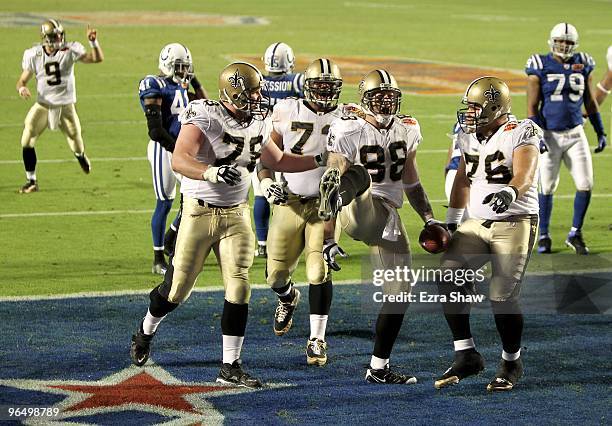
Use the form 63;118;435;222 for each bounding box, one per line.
525;52;595;131
138;75;189;139
446;122;462;172
262;72;305;108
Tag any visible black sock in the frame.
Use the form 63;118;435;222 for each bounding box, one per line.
438;278;472;341
309;281;333;315
221;299;248;336
339;165;370;206
491;300;523;354
154;249;165;264
149;284;179;317
23;147;37;175
273;282;295;303
372;310;406;359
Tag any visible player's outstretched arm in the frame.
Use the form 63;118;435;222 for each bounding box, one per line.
16;69;33;99
402;150;434;223
583;73;607;153
260;132;325;172
80;25;104;63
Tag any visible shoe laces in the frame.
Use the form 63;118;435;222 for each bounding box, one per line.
309;339;324;355
275;302;290;323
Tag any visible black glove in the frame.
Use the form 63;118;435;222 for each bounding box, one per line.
261;178;288;205
323;239;348;271
482;187;518;214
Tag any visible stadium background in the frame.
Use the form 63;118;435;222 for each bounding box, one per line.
0;1;610;424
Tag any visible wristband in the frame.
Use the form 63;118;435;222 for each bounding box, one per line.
89;39;100;48
446;207;465;224
503;186;519;202
597;82;611;95
588;112;606;137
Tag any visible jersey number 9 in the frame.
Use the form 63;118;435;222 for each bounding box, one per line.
45;62;61;86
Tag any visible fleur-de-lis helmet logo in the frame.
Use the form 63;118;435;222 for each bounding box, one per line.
228;70;245;89
483;84;501;102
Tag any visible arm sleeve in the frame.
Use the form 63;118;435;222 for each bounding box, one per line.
179;101;212;133
22;49;35;72
525;54;544;78
71;42;87;62
145;103;175;152
327;120;358;161
514;120;542;150
139;76;163;104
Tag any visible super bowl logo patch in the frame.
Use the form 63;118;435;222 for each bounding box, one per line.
484;85;501;102
572;63;585;71
228;70;245;89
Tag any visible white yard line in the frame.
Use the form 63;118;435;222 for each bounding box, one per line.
2;194;611;219
0;156;146;165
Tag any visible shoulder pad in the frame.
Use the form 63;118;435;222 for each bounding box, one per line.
578;52;595;67
396;114;418;126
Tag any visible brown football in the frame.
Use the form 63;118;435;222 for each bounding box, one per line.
419;223;451;254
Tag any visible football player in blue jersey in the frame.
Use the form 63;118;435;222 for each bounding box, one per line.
251;42;306;257
139;43;208;274
526;23;607;255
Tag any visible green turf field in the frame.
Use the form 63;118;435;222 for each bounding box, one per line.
1;1;611;296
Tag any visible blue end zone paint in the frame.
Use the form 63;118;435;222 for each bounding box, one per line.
0;281;610;424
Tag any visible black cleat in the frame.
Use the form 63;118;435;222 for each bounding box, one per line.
19;179;38;194
365;365;417;384
163;230;177;258
306;338;327;366
537;235;551;254
487;358;523;392
565;231;589;255
273;288;300;336
434;349;485;389
217;360;263;389
255;244;267;258
318;167;342;221
75;153;91;174
130;323;155;367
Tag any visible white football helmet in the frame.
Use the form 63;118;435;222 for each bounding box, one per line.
158;43;194;85
263;42;295;73
548;23;579;60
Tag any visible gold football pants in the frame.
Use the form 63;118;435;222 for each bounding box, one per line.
441;215;538;301
168;197;255;305
267;196;328;288
21;102;84;154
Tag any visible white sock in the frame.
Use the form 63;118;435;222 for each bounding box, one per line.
142;309;165;335
309;314;328;340
276;284;292;298
258;241;266;247
454;338;475;352
222;335;244;364
26;171;36;181
570;227;578;233
170;223;177;231
370;355;389;370
502;349;521;361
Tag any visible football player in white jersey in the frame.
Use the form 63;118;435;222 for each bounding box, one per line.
434;77;540;392
130;62;327;388
319;70;442;384
252;42;306;258
16;19;104;193
257;58;344;366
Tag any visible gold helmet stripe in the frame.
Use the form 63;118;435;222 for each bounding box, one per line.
48;18;60;29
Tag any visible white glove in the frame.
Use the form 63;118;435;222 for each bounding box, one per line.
202;165;241;186
323;238;348;271
260;178;288;205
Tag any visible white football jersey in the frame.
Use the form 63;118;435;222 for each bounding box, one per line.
22;42;86;106
272;99;345;197
456;119;541;220
327;115;422;208
607;45;612;70
179;99;272;205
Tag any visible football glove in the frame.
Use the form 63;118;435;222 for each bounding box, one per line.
539;139;549;154
260;178;288;205
594;133;607;154
482;186;518;214
323;238;348;272
425;218;448;230
202;165;241;186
